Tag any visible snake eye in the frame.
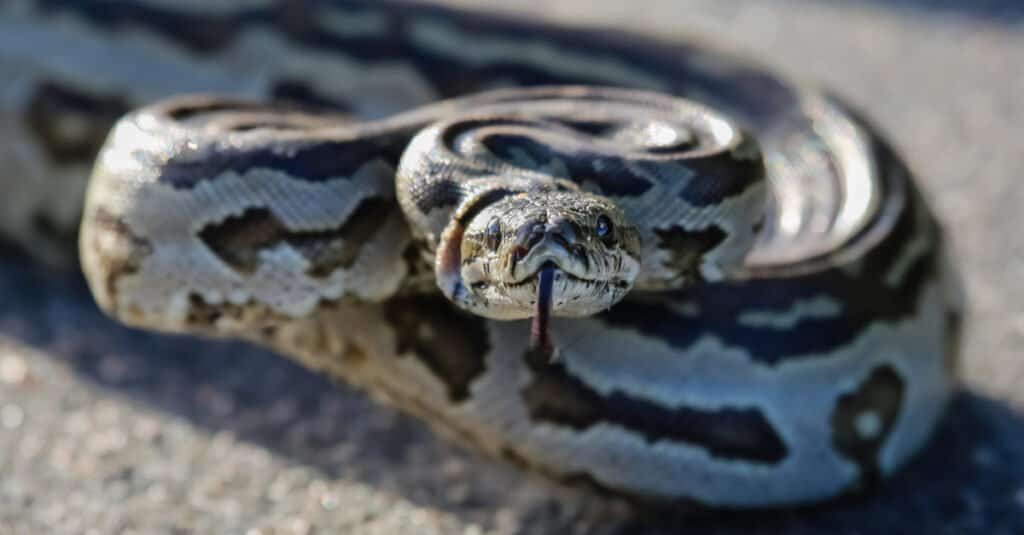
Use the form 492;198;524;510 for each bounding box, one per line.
596;214;615;245
486;217;502;250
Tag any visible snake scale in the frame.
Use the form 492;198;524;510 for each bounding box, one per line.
1;0;961;508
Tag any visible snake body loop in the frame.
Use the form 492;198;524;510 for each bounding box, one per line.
394;87;767;319
1;0;961;508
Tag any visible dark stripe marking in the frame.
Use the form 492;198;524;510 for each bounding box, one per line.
482;134;653;197
454;188;514;225
158;137;402;189
520;349;788;463
606;189;937;365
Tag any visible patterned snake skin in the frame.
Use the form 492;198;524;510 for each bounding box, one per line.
1;0;961;508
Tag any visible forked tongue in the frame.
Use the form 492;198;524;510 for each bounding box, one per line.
529;262;556;356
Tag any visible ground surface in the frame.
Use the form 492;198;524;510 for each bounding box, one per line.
2;1;1023;533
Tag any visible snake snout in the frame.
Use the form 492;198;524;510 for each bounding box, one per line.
513;217;579;258
509;217;585;276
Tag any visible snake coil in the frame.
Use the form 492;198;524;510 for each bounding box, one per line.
1;0;960;508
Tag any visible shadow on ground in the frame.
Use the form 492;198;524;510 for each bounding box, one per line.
806;0;1024;25
3;258;1022;534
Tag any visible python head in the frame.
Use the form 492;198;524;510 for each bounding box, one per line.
437;189;641;321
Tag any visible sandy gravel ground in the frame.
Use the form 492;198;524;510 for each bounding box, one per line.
1;1;1022;533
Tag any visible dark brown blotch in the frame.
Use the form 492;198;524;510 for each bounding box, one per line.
197;199;393;276
198;208;289;274
384;296;489;402
652;225;727;284
831;365;906;488
295;199;394;277
86;207;153;301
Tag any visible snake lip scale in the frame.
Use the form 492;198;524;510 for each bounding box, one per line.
504;269;629;291
3;0;962;509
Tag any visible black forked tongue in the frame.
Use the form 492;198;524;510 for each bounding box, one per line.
529;262;557;357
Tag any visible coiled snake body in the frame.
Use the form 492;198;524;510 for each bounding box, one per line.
2;0;960;508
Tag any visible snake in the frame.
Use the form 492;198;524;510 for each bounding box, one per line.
0;0;961;509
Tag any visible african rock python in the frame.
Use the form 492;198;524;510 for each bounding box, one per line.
1;0;961;508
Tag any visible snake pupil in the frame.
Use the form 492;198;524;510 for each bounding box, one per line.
486;217;502;250
596;214;615;245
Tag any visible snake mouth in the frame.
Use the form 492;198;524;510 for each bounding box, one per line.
504;253;630;290
503;268;631;291
504;242;632;291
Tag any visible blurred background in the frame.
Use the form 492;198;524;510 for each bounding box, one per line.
1;1;1022;533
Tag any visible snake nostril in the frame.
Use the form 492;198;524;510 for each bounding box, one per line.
517;221;546;252
512;218;580;264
